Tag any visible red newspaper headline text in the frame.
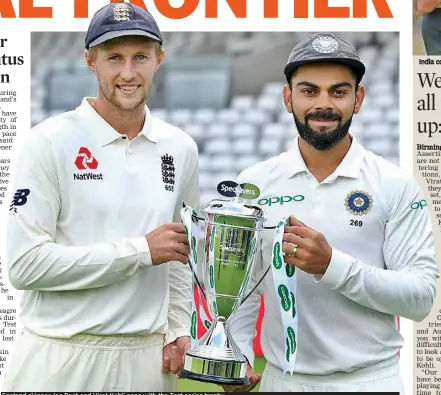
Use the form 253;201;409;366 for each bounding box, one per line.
0;0;393;19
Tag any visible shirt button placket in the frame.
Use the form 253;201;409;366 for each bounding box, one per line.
126;141;138;173
124;138;131;166
314;184;326;218
309;176;319;217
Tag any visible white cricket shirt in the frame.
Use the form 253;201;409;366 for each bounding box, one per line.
7;98;199;344
230;136;439;374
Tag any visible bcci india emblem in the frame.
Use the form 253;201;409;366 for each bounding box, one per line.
311;35;339;54
345;190;373;216
113;3;130;21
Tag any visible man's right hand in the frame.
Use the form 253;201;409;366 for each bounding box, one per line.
146;223;190;265
222;364;261;392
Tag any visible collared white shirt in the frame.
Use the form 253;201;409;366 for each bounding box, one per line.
230;136;438;375
7;98;199;344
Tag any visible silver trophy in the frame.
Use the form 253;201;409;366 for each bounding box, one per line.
179;181;272;385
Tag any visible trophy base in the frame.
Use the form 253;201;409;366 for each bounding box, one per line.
178;369;250;386
180;317;250;385
179;347;250;386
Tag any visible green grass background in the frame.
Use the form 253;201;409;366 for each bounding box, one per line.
178;357;266;392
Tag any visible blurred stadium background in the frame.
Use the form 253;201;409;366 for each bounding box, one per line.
31;31;399;392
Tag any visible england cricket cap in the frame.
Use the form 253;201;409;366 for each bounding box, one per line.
85;2;163;49
284;33;366;84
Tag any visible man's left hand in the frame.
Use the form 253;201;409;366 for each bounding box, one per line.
162;336;191;374
283;216;332;275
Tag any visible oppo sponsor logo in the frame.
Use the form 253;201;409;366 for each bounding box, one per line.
258;195;305;206
410;199;427;210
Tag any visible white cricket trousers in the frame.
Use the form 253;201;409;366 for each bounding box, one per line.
259;356;404;393
2;329;178;392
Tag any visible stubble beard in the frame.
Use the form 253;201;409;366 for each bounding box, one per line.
98;79;151;116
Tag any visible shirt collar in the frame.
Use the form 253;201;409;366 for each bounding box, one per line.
76;97;161;146
286;135;366;180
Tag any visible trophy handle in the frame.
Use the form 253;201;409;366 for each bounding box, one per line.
188;211;207;301
239;262;271;306
187;257;207;301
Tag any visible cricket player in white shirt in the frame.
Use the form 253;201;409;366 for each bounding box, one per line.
3;2;198;392
222;33;439;392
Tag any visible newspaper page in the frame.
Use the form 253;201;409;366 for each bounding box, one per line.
414;3;441;395
0;1;427;394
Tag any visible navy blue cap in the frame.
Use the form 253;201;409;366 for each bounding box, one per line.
85;2;163;49
284;33;366;84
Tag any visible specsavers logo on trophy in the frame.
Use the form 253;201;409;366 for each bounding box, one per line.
180;181;298;385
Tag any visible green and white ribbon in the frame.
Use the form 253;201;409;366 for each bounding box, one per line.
271;219;298;374
207;218;217;316
181;206;200;347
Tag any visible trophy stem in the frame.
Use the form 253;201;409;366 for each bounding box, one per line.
178;316;250;385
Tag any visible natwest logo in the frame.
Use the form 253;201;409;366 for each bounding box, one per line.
74;173;103;181
74;147;103;181
75;147;98;170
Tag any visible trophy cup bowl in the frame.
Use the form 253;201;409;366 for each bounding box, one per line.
178;196;265;385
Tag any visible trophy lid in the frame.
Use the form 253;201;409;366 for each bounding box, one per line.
203;199;264;220
203;180;265;221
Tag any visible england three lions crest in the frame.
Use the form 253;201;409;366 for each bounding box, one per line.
161;153;175;192
113;3;130;21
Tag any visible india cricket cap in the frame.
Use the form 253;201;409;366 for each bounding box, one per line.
284;33;366;84
85;2;163;49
